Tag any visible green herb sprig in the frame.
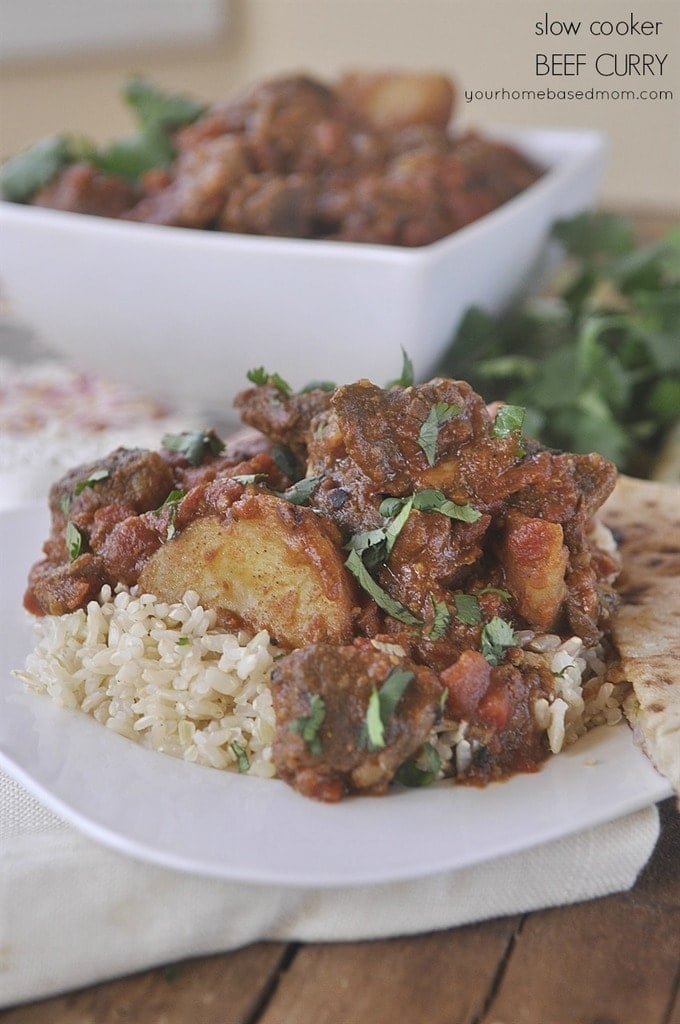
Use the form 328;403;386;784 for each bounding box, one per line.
417;402;462;467
480;616;517;666
161;430;225;467
360;667;414;751
289;693;326;756
438;212;680;478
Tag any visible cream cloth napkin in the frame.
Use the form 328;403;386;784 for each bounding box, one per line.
0;766;659;1008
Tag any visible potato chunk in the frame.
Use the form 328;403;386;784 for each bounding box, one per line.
502;512;568;630
337;72;455;129
138;492;357;649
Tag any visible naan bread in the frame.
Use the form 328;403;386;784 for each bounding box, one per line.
601;475;680;804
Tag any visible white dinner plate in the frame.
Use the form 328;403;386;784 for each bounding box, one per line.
0;505;671;887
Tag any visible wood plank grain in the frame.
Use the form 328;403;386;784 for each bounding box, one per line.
484;895;680;1024
0;943;288;1024
255;918;521;1024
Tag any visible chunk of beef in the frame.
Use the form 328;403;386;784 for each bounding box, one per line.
440;651;553;781
271;642;443;801
238;75;341;173
45;448;173;563
32;162;138;218
24;448;174;615
126;136;249;228
234;385;333;464
220;172;318;238
322;378;491;496
24;553;109;617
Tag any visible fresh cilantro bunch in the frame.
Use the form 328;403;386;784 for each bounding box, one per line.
438;213;680;478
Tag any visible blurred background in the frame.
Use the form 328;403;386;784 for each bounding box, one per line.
1;0;679;212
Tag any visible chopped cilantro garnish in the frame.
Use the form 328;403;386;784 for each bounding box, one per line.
274;475;322;506
96;78;206;180
231;474;267;485
417;402;462;467
412;488;481;523
161;430;225;467
0;134;83;202
123;77;206;135
425;595;452;640
384;495;414;553
395;742;441;787
453;594;483;626
382;489;481;524
272;443;302;480
363;687;386;750
344;550;423;626
289;693;326;756
246;367;293;398
360;667;414;751
480;616;517;666
230;741;251;773
345;526;391;567
479;586;512;601
384;348;415;389
74;469;110;496
65;521;83;561
346;496;413;569
299;380;336;393
491;404;526;439
155;489;185;540
176;636;191;646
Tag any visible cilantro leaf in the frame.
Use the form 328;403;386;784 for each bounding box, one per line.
425;595;452;640
360;667;414;751
157;489;186;539
344;550;423;626
454;594;482;626
289;693;326;756
274;475;322;506
96;79;206;180
553;211;635;259
96;130;175;180
395;742;441;787
65;521;83;561
74;469;110;496
123;77;206;135
491;404;526;439
246;367;293;397
480;616;517;666
161;430;225;467
346;496;413;569
363;687;385;750
230;741;251;773
411;489;481;523
417;402;462;467
272;443;303;480
0;135;79;202
385;348;415;389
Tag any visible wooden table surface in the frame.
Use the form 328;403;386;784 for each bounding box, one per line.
1;209;678;1024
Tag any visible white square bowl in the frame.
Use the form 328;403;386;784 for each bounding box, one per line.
0;127;606;419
